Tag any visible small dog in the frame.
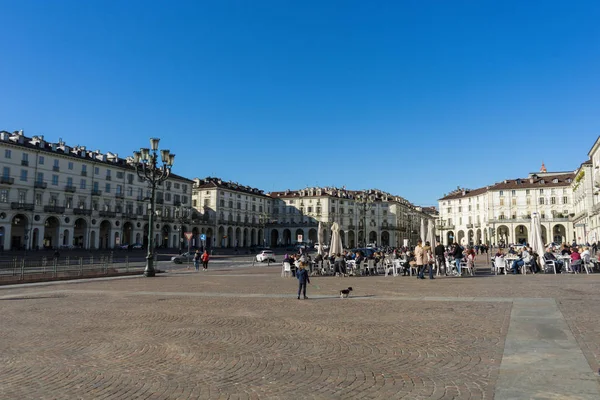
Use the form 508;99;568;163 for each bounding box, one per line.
339;287;353;298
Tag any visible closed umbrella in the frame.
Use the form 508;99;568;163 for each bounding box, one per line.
529;212;545;261
420;218;426;242
427;219;435;246
329;222;343;256
317;221;324;256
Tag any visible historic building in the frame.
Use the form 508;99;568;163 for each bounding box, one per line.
266;187;434;249
0;130;193;251
583;137;600;244
0;129;436;251
438;166;576;246
571;161;593;244
191;177;271;248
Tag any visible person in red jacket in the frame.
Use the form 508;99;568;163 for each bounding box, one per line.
201;250;210;271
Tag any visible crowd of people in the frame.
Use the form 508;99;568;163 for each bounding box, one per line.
493;243;593;274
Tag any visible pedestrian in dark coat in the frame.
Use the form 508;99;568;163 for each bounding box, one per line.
296;262;310;300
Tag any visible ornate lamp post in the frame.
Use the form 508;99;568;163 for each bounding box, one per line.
175;205;190;253
133;138;175;277
355;192;375;247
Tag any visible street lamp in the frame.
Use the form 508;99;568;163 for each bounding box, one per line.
175;205;190;253
355;192;375;247
133;138;174;277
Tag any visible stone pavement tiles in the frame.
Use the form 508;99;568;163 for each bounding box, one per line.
1;268;600;399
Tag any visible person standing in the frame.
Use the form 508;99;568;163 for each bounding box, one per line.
296;262;310;299
201;250;210;271
193;250;201;271
415;240;425;280
434;241;446;276
424;241;435;279
452;243;463;276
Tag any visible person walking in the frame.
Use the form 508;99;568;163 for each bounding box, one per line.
193;250;201;271
415;240;425;280
434;241;446;276
296;262;310;299
201;250;210;271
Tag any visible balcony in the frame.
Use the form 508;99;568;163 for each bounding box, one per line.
81;171;87;176
91;189;102;196
137;196;145;201
156;198;164;204
11;202;35;211
475;223;481;228
347;225;356;229
34;181;47;189
1;176;14;185
105;176;112;181
115;192;124;199
64;185;76;193
73;208;93;216
21;160;29;166
44;205;66;213
123;213;138;220
99;210;117;218
52;166;60;172
466;223;473;228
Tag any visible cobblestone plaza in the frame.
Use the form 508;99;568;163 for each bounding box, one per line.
2;264;600;399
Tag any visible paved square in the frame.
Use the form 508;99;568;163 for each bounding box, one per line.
1;266;600;399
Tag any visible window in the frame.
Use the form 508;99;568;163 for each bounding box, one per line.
19;170;28;182
106;169;111;179
39;156;44;165
81;165;87;175
116;171;124;179
551;197;556;205
36;172;44;183
4;149;11;158
539;189;544;194
499;191;504;196
22;153;29;164
447;207;451;213
331;207;335;213
35;192;42;205
93;182;99;191
526;189;530;195
204;199;210;207
526;197;531;205
53;159;59;169
468;205;471;211
563;197;568;204
68;162;73;170
65;196;73;209
539;197;545;205
127;187;133;196
52;175;59;185
80;179;87;189
67;177;73;187
94;167;99;175
511;198;516;206
174;183;180;189
511;190;516;196
0;189;8;203
105;183;111;193
116;185;123;194
127;174;134;184
18;190;26;204
499;198;504;206
458;206;462;212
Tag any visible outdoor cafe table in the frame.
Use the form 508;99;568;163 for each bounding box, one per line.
504;256;519;272
557;255;574;273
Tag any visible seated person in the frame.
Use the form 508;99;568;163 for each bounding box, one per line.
334;253;346;275
570;248;582;273
511;248;529;274
543;248;563;273
561;245;571;256
581;247;591;264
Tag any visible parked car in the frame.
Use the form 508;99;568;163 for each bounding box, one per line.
171;252;192;264
256;249;276;262
132;243;143;249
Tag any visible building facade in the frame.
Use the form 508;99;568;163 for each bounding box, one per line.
0;130;194;251
438;169;576;246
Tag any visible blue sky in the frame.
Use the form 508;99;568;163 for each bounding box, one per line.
1;0;599;207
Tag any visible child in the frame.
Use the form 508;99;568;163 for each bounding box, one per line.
296;262;310;299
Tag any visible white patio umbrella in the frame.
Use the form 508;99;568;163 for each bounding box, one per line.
329;222;343;256
529;212;545;260
427;219;436;246
420;218;426;242
317;221;324;256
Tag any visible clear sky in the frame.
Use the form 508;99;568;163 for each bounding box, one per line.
1;0;599;207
